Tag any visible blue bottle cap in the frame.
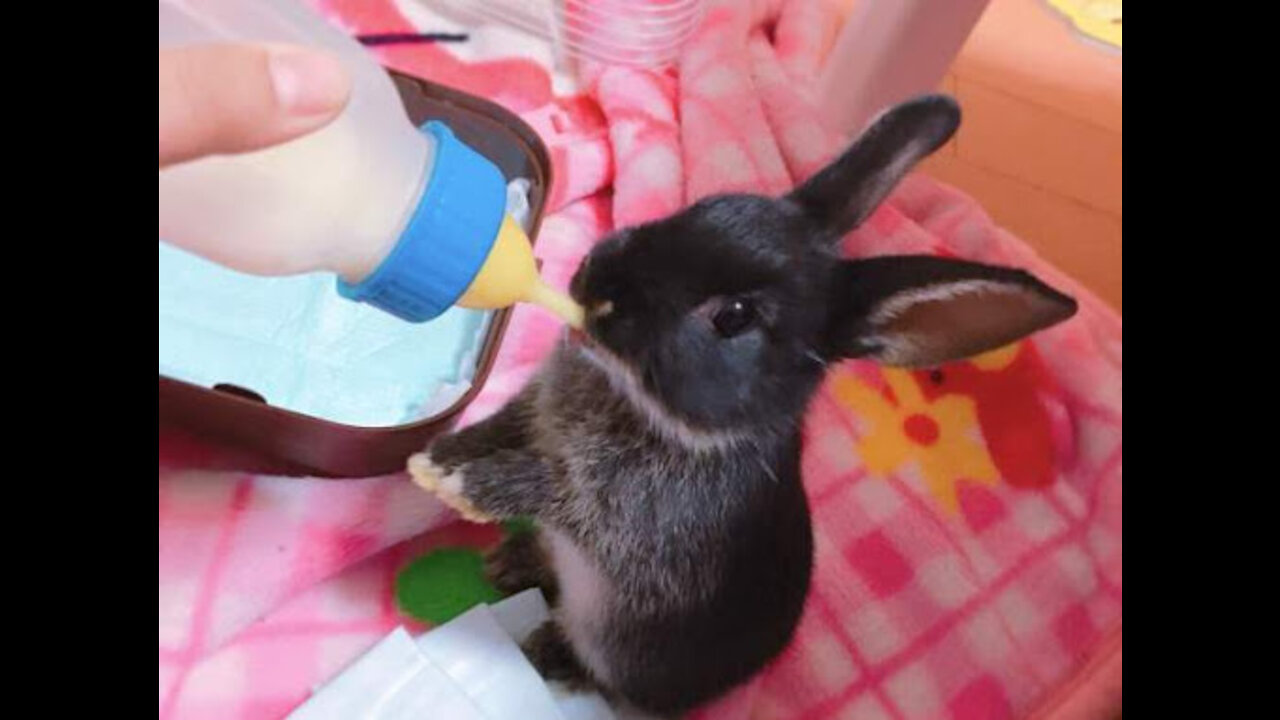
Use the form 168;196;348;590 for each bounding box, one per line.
337;121;506;323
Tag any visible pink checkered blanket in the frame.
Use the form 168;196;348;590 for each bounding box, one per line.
158;1;1122;718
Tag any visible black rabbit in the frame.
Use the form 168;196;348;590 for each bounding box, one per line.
410;94;1077;718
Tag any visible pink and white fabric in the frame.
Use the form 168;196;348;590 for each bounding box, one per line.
158;1;1122;718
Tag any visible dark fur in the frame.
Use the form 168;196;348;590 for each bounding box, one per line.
416;95;1077;717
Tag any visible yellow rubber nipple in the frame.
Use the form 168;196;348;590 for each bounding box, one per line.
457;214;585;329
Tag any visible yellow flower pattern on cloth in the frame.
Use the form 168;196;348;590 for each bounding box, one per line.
969;343;1022;372
830;367;1000;514
1047;0;1122;49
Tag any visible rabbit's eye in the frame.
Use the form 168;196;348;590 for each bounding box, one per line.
713;298;758;338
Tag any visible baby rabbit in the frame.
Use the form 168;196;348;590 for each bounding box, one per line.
410;94;1078;717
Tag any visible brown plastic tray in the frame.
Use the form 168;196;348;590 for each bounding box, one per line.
158;71;552;478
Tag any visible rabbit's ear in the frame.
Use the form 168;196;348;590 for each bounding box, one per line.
789;95;959;238
825;256;1077;367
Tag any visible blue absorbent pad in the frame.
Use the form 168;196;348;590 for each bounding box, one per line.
157;179;535;428
158;240;489;427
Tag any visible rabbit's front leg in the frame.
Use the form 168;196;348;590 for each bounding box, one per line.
408;385;554;523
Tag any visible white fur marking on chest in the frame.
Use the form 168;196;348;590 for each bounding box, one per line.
543;527;614;685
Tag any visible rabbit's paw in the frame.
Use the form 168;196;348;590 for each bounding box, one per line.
408;452;496;524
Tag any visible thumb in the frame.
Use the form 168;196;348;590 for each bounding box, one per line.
158;43;351;168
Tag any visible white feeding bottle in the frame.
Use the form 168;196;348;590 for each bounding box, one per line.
158;0;583;327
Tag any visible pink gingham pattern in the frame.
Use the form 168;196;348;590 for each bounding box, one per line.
158;0;1121;717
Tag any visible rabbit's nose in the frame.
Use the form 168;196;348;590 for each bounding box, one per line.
587;300;615;321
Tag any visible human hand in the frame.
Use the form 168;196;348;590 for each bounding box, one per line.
159;43;351;168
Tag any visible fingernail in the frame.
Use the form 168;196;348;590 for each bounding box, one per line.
268;47;351;116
